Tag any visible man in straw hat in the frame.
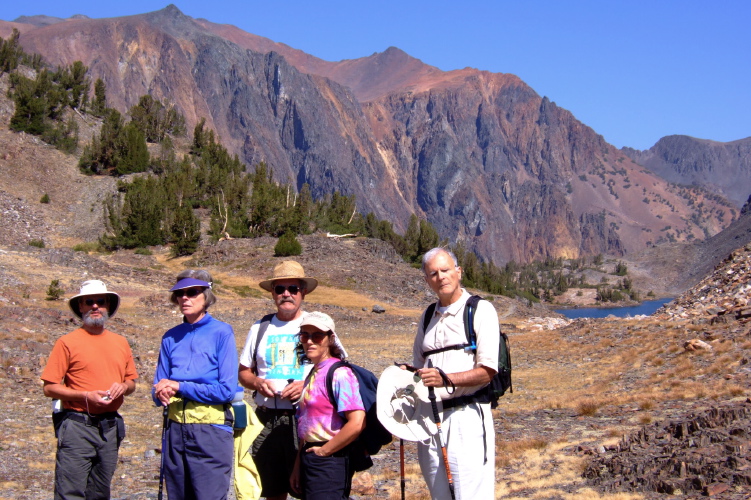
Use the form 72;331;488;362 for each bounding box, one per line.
412;248;499;499
238;261;318;500
41;279;138;500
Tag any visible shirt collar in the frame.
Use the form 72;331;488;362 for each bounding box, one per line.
435;289;470;317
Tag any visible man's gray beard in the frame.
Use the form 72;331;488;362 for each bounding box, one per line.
83;309;109;328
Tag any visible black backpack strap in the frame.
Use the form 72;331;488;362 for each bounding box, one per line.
462;295;482;353
250;313;275;374
420;301;438;358
423;344;468;356
325;360;349;412
421;302;437;334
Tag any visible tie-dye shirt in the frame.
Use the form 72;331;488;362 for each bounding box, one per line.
297;357;364;443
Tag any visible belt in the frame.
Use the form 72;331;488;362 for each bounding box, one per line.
255;406;296;416
442;393;489;411
64;411;119;427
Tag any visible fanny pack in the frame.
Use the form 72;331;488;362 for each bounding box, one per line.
168;397;233;426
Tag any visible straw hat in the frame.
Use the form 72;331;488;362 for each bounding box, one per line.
259;260;318;293
69;280;120;319
376;366;437;442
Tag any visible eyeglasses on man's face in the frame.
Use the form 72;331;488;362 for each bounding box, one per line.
173;287;204;298
83;298;108;307
298;331;330;343
274;285;301;295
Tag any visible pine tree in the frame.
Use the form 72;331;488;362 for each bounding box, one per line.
91;78;107;117
169;205;201;256
101;177;166;249
403;214;420;260
116;123;149;175
9;72;48;135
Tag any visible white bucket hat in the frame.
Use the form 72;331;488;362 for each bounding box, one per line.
376;366;437;442
69;280;121;319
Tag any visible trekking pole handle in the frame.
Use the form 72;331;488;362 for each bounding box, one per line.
427;360;439;420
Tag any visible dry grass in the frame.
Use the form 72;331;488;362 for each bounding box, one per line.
637;399;653;411
494;441;646;499
576;399;601;417
637;414;652;425
497;438;549;468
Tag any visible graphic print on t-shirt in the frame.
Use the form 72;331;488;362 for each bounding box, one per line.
264;332;303;385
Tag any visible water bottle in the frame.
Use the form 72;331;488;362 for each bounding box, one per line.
231;388;247;429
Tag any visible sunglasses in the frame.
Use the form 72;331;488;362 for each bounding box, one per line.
173;288;204;298
274;285;301;295
83;298;108;307
299;331;330;343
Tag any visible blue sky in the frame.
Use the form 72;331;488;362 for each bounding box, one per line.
3;1;749;150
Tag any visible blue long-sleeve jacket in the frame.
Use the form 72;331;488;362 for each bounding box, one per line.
152;313;238;405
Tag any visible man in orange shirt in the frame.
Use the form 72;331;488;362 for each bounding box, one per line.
41;280;138;500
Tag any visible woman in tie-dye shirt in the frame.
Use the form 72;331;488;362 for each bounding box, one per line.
290;312;365;499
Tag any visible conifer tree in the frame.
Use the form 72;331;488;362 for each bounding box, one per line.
169;205;201;256
403;214;420;259
91;78;107;117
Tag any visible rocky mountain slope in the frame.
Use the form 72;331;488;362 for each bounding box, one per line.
623;135;751;207
0;5;738;265
621;199;751;297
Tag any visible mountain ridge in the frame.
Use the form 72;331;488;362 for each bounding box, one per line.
0;5;740;265
623;135;751;207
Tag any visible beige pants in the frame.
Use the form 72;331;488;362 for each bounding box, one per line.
417;402;495;499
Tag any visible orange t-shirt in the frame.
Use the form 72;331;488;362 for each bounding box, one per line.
41;328;138;413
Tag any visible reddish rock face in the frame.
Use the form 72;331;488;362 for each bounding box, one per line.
2;6;737;264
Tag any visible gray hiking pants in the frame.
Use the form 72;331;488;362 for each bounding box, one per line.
54;413;122;500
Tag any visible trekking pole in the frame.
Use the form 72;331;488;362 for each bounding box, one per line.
158;405;168;500
426;360;455;500
400;438;405;500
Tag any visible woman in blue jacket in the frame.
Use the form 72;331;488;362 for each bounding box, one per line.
153;269;239;500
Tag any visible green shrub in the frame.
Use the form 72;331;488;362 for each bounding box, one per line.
46;279;64;301
72;242;101;252
134;247;152;255
40;193;50;203
274;232;302;257
29;239;45;248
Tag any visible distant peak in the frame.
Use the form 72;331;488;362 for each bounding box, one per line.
162;4;184;16
142;4;194;30
369;46;426;66
380;46;413;59
383;46;407;55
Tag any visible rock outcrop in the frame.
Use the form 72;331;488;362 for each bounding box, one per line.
657;243;751;322
584;401;751;498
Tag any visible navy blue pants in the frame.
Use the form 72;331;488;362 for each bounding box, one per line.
300;449;352;500
163;422;233;500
